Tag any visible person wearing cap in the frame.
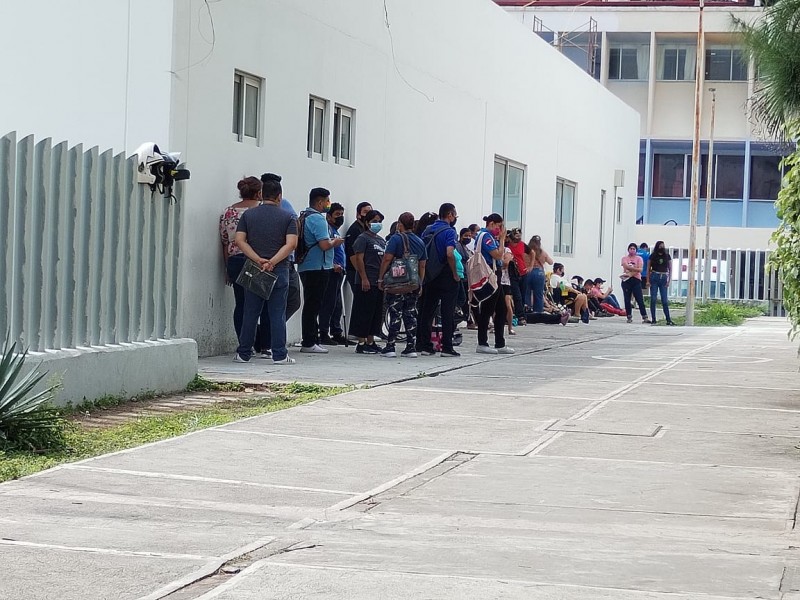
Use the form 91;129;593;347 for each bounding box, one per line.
593;277;622;310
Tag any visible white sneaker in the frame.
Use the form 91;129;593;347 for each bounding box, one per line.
476;345;498;354
496;346;515;354
300;344;329;354
233;354;250;363
272;356;296;365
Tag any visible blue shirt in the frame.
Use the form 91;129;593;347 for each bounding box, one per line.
280;198;298;262
330;225;345;268
477;229;499;267
637;248;651;275
385;231;427;262
297;208;333;272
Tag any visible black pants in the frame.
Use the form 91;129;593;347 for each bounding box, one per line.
622;277;647;318
299;269;330;347
417;272;459;353
525;311;562;324
349;286;384;338
319;269;344;337
509;268;525;318
477;286;507;348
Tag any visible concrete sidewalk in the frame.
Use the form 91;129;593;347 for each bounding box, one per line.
1;318;799;599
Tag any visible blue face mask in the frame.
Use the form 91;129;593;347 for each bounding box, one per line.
370;222;383;234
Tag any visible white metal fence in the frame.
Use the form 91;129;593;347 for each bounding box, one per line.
0;132;182;352
666;246;784;316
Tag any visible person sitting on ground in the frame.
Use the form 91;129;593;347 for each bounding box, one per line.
593;277;622;310
550;263;591;323
583;279;606;316
378;211;427;358
585;279;626;316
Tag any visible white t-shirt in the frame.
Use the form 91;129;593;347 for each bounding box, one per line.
500;248;512;285
550;272;570;293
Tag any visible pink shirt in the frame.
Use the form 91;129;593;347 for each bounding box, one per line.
621;254;643;280
219;205;249;257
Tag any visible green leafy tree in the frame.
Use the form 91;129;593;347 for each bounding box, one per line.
733;0;800;137
734;1;800;339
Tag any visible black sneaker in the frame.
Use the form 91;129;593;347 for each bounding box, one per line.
319;335;339;346
356;343;377;355
331;334;349;346
419;347;437;356
401;347;418;358
440;348;461;358
367;342;383;354
380;344;397;358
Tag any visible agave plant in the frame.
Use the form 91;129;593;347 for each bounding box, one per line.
0;333;64;452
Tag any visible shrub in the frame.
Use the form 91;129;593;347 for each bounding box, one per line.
0;334;65;452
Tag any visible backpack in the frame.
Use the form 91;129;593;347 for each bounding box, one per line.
294;209;319;265
383;233;421;295
466;232;498;306
422;226;449;283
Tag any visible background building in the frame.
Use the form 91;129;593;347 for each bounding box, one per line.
497;0;790;252
1;0;638;402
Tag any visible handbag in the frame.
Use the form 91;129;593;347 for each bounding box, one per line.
383;233;420;295
236;258;278;300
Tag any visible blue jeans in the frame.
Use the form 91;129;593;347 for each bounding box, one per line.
649;272;672;322
526;268;545;312
236;267;290;361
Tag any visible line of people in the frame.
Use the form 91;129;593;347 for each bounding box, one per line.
220;175;676;365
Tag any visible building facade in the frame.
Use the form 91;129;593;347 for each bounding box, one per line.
497;0;788;251
1;0;639;401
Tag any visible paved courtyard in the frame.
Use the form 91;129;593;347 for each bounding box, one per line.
1;318;799;599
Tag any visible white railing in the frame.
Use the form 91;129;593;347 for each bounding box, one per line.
0;132;182;352
666;246;784;315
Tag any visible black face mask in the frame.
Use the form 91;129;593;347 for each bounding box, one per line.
333;216;344;228
451;217;458;228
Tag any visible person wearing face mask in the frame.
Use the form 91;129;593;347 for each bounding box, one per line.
319;203;349;345
474;214;514;354
297;188;344;354
417;203;461;358
350;210;386;353
345;202;373;293
648;240;675;325
620;242;651;324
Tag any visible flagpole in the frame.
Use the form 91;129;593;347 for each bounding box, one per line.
686;0;705;325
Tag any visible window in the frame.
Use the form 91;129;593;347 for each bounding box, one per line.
307;96;327;160
232;72;261;143
652;154;686;197
637;152;646;197
333;105;354;166
609;45;649;80
715;155;745;199
599;190;606;257
554;179;576;255
750;155;783;200
658;45;696;81
705;47;747;81
492;158;525;229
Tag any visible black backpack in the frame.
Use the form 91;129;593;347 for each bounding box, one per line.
422;226;449;283
294;209;319;265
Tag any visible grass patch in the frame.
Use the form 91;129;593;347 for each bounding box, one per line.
0;383;346;483
185;374;245;393
662;301;768;327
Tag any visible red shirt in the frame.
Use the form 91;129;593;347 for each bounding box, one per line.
507;241;528;276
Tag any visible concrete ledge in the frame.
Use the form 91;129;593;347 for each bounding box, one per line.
25;339;198;407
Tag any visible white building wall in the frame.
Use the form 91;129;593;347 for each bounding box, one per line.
0;0;640;360
170;0;640;356
0;0;174;156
